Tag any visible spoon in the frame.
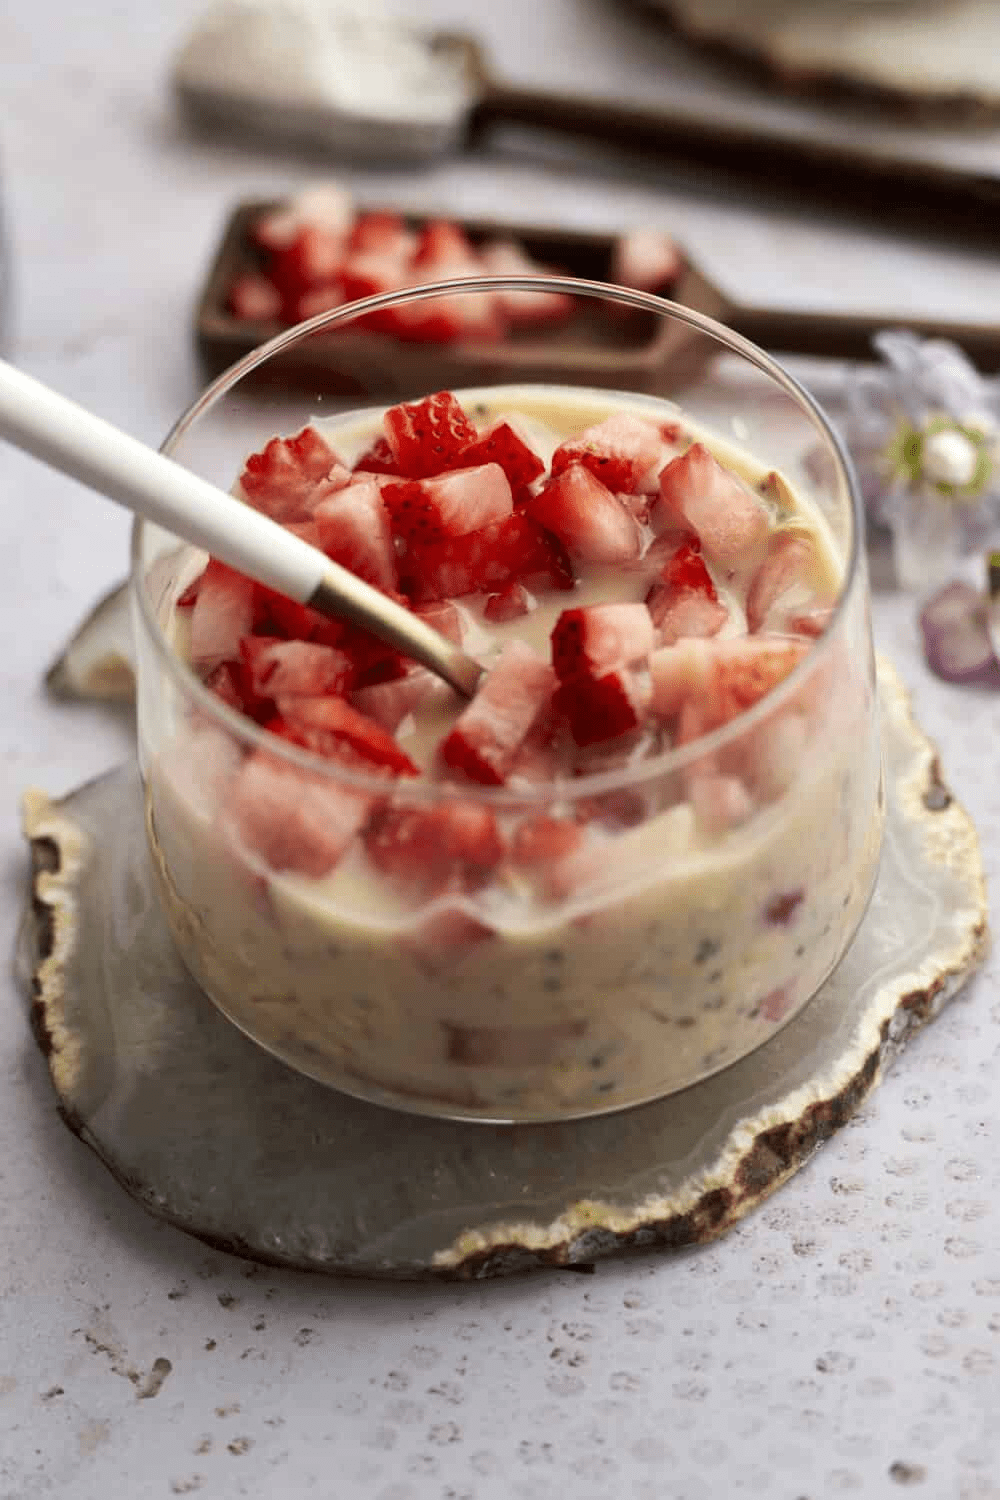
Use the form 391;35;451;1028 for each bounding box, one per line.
0;360;484;697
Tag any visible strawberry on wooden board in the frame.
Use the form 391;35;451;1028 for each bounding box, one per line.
653;444;770;581
383;391;477;479
381;291;504;346
267;225;345;300
551;603;656;682
441;641;555;786
529;463;643;565
227;271;283;323
289;284;346;324
477;239;574;323
347;210;416;259
239;638;355;699
365;801;505;895
272;696;419;777
611;229;683;293
189;559;256;670
224;752;371;879
239;426;345;522
313;477;398;593
252;184;354;252
550;412;663;494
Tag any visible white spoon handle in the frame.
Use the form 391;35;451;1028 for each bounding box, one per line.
0;360;483;697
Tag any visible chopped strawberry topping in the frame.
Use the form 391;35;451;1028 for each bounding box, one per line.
239;426;344;522
653;444;770;581
746;529;831;634
441;641;555;786
460;418;546;491
401;907;496;973
383;391;476;479
484;581;532;623
203;661;245;713
550;413;663;493
413;599;464;644
189;559;255;670
351;669;436;731
400;513;574;603
510;815;584;867
225;752;371;878
313;477;398;592
272;696;419;777
645;539;728;644
252;582;337;644
365;801;504;895
551;603;656;681
353;434;402;476
382;464;512;545
239;638;355;699
649;636;807;729
553;668;649;747
529;463;642;565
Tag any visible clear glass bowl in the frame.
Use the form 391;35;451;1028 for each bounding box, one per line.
131;276;883;1123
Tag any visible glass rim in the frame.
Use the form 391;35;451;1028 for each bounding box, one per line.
131;273;864;808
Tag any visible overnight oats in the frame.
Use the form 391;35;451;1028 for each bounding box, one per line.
132;280;883;1121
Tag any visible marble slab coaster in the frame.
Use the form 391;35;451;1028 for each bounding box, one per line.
17;661;987;1279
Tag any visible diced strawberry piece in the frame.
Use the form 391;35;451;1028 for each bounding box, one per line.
347;210;416;259
551;603;656;682
689;774;755;835
400;513;575;603
382;463;512;545
413;599;464;644
204;661;244;712
267;225;345;299
383;391;477;479
649;637;807;728
336;621;409;688
652;444;770;581
611;230;684;293
189;559;255;670
273;695;418;777
351;668;436;731
239;638;355;699
484;581;531;623
441;641;554;786
252;184;354;252
529;464;642;565
353;434;402;476
550;413;663;493
477;239;574;323
746;529;833;634
365;801;504;895
252;582;338;644
225;751;370;878
289;283;346;323
401;907;496;973
510;814;583;867
227;271;283;323
177;572;202;608
239;426;344;522
645;539;729;644
552;668;650;747
313;477;398;592
459;418;546;491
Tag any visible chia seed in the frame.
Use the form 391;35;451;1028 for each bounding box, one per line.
695;937;720;964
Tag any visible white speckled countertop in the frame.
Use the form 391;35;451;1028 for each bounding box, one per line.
2;3;1000;1497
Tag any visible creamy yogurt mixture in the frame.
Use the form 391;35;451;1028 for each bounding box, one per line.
142;385;883;1120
